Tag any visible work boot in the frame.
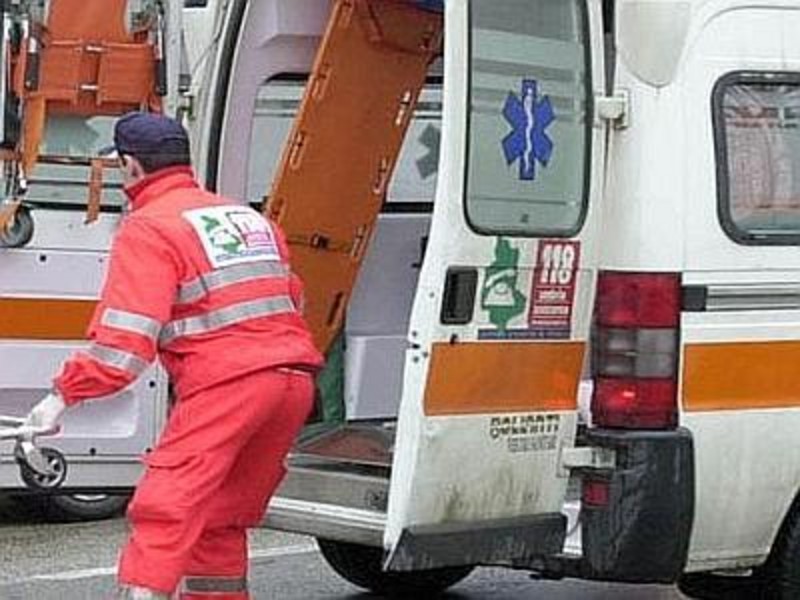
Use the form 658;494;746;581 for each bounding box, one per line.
117;585;172;599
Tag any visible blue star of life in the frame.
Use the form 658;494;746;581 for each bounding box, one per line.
502;79;555;181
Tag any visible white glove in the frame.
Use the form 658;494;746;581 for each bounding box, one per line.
24;392;67;434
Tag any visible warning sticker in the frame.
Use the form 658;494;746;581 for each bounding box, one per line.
477;239;580;341
528;240;580;339
489;414;561;454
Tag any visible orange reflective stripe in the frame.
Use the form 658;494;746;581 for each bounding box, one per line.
683;341;800;411
423;341;585;416
0;298;95;340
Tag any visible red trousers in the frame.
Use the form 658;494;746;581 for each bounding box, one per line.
117;368;314;597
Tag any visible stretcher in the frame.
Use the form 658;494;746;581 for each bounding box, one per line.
266;0;442;353
0;415;67;490
0;0;167;243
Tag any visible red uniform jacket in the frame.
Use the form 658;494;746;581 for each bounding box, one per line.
54;166;323;405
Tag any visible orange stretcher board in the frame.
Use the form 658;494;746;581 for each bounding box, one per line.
11;0;161;178
266;0;443;354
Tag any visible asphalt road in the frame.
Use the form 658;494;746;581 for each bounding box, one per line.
0;497;688;600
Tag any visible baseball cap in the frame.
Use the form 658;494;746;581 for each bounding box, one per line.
101;111;190;160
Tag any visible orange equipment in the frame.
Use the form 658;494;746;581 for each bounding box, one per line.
266;0;443;354
0;0;166;231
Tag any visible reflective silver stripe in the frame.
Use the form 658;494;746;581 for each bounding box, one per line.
87;344;149;376
182;576;248;593
101;309;161;340
160;295;295;345
177;261;289;304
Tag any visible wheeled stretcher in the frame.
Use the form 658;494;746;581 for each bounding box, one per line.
0;415;67;490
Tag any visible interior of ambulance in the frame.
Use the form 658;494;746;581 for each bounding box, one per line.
222;5;447;533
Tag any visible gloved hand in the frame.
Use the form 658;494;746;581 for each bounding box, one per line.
24;392;67;433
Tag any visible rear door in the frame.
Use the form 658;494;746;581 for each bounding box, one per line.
386;0;607;570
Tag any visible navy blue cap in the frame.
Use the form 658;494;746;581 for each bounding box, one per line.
112;112;190;159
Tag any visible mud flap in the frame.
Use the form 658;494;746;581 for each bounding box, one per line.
581;428;695;583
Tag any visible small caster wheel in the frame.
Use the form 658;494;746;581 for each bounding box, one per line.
0;204;34;248
17;446;68;490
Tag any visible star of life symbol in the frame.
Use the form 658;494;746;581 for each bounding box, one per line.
502;79;555;181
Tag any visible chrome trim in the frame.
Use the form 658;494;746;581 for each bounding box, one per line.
706;285;800;312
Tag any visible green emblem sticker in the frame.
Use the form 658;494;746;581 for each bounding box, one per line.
201;215;244;255
184;205;281;268
481;238;526;332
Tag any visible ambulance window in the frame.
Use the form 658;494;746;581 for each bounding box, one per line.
465;0;591;236
246;75;443;208
27;116;124;209
715;73;800;244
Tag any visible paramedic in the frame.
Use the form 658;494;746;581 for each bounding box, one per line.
23;111;323;600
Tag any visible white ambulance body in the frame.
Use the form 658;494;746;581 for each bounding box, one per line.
0;0;184;519
1;0;800;596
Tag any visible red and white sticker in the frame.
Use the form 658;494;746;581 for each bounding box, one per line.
528;240;580;338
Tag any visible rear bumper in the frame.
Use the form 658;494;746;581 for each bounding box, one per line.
580;427;695;583
386;513;566;572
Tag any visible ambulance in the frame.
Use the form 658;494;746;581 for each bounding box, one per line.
2;0;800;597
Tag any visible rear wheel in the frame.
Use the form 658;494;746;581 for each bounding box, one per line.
679;503;800;600
677;572;765;599
317;538;474;598
42;494;129;522
760;503;800;598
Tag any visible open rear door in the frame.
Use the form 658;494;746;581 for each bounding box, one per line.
386;0;607;570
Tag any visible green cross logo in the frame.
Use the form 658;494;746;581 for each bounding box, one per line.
481;238;526;332
202;215;243;255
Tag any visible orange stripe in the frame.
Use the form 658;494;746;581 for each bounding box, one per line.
423;342;585;416
683;341;800;411
0;298;96;340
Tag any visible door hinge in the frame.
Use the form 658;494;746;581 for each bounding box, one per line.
595;90;630;130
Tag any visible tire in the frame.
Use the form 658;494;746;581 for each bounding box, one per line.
317;538;474;598
759;504;800;598
679;504;800;600
677;572;766;599
41;493;130;522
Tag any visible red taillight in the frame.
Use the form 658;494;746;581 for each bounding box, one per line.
591;271;680;430
582;478;610;507
596;272;680;328
592;378;677;428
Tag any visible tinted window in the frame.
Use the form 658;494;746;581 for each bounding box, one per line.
715;73;800;244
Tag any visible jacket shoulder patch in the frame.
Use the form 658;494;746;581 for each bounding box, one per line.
183;205;281;268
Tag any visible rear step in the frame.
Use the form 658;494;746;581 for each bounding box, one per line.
266;423;587;562
266;423;395;546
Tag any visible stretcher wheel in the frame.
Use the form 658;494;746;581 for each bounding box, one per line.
0;204;34;248
17;447;68;490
